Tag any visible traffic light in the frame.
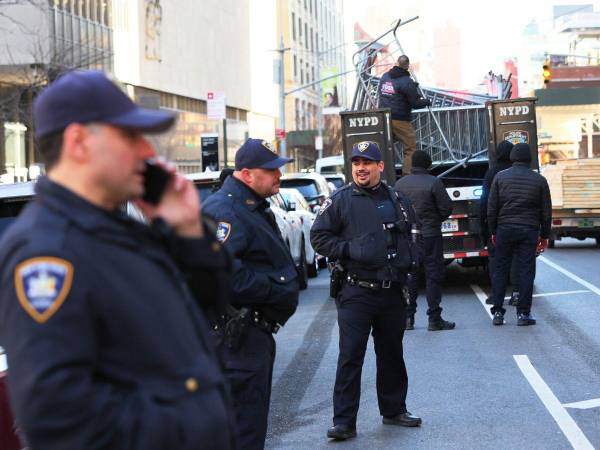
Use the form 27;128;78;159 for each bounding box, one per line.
543;63;551;84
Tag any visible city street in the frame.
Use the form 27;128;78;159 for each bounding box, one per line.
266;238;600;450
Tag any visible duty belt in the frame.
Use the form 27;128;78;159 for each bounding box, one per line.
218;309;280;334
346;275;397;290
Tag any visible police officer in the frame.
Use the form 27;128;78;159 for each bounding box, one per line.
395;150;455;331
0;71;235;449
202;139;299;450
378;55;431;175
311;141;421;441
488;143;552;326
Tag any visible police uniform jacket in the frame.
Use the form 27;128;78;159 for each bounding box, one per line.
310;182;419;282
202;176;299;326
0;177;235;450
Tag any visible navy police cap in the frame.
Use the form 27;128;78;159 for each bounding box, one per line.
33;70;176;139
235;138;294;170
351;141;382;161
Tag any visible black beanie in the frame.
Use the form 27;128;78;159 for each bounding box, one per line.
510;143;532;163
496;140;514;162
412;150;432;169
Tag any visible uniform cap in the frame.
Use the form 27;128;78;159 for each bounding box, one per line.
234;138;293;170
33;70;176;139
350;141;382;161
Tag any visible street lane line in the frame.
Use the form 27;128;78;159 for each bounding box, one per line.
470;284;492;319
503;290;591;300
514;355;594;450
539;256;600;297
563;398;600;410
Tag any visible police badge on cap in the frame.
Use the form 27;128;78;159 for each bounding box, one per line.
351;141;382;161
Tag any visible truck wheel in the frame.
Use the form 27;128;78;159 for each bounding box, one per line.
595;238;600;248
298;243;308;290
549;239;555;248
307;254;318;278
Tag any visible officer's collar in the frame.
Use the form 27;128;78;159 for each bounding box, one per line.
411;167;429;175
351;181;388;196
35;176;143;243
512;161;531;167
223;176;267;211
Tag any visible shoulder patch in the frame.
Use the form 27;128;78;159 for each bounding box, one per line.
14;257;74;323
216;222;232;242
319;198;333;215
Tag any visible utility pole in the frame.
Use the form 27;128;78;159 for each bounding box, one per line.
276;36;290;160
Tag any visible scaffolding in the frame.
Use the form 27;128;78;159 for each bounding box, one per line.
351;17;511;169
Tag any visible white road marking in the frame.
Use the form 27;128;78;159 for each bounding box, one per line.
470;284;492;319
514;355;594;450
503;290;591;300
563;398;600;410
539;256;600;297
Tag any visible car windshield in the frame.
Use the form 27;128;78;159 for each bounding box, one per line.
327;177;345;189
280;179;319;199
280;189;310;211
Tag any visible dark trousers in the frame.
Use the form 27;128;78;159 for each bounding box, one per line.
487;238;522;290
406;235;444;319
334;282;408;427
217;325;275;450
491;224;538;315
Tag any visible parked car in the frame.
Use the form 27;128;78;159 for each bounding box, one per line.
268;192;308;289
280;172;332;214
279;187;321;278
323;173;346;190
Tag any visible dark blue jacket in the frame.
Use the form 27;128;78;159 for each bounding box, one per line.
0;177;235;450
378;67;431;121
202;176;299;325
310;182;419;281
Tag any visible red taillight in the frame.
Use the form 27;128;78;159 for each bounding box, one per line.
552;219;562;225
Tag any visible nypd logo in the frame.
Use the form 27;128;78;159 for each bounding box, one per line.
262;140;276;153
357;142;370;152
216;222;232;243
15;257;74;323
380;81;395;95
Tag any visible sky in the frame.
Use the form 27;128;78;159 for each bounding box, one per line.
343;0;600;91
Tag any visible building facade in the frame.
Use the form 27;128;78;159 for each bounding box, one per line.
278;0;346;170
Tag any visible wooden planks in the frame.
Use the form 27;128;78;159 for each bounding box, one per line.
542;158;600;209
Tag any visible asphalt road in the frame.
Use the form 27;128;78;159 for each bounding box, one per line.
265;238;600;450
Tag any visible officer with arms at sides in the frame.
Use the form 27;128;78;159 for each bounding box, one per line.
488;142;552;326
202;139;299;450
311;141;422;441
0;71;235;449
394;150;455;331
378;55;431;176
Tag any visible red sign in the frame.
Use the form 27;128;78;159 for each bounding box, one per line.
275;129;286;139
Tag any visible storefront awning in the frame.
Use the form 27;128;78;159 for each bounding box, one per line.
535;87;600;106
286;130;318;147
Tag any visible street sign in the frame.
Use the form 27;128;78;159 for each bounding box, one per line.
207;91;226;121
315;135;323;151
275;128;286;139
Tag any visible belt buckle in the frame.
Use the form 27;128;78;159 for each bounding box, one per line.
382;280;391;289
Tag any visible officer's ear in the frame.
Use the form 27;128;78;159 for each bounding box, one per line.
62;123;92;164
378;160;385;173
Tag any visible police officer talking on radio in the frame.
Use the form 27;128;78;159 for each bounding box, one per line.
202;139;299;450
311;141;422;441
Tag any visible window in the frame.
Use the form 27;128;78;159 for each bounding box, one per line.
292;12;296;40
305;23;308;48
310;28;313;52
306;62;310;84
300;58;304;84
293;54;297;78
311;66;315;89
298;17;302;36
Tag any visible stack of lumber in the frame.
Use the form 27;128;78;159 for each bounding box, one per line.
542;158;600;209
